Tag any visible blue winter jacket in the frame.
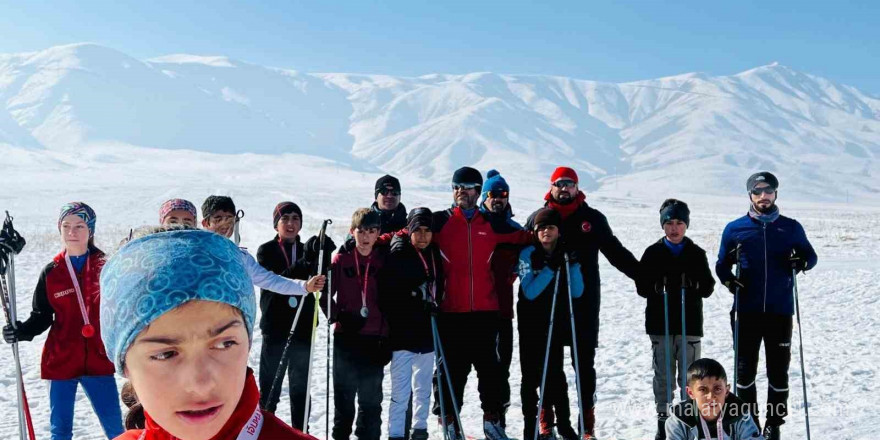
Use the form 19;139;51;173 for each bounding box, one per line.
715;213;817;315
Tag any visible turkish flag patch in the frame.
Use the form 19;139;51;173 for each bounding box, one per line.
581;221;592;233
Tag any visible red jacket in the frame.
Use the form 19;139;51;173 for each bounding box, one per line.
433;208;532;313
18;249;115;380
114;369;314;440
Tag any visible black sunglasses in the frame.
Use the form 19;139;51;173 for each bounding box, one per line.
378;188;401;196
489;190;509;198
750;187;776;196
452;183;480;191
553;180;576;189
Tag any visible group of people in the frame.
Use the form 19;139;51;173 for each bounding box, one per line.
1;166;817;440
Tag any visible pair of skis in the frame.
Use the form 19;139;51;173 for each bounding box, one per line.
0;212;36;440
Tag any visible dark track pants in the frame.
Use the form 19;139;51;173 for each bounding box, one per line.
259;333;312;431
731;311;793;426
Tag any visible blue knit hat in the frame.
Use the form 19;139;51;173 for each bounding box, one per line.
481;169;510;204
100;229;255;372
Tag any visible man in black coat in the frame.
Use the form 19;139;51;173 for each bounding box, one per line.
525;167;641;440
257;201;334;431
635;199;715;440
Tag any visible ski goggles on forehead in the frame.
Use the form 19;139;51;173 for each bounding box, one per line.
553;179;576;189
452;183;480;191
750;186;776;195
488;190;509;199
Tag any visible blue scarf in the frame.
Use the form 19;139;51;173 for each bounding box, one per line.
663;238;685;257
749;204;780;223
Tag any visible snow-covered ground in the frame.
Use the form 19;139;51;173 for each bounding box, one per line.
1;145;876;439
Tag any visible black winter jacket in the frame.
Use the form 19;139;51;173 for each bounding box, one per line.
636;237;715;336
379;234;444;353
256;235;331;340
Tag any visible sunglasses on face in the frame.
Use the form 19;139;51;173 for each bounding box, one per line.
378;188;401;196
750;187;776;196
489;190;509;199
553;180;576;189
452;183;480;191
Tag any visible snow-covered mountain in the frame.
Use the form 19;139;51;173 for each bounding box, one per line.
1;43;878;201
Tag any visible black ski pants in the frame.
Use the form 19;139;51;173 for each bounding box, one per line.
731;311;793;426
519;333;571;428
433;311;505;417
259;333;312;431
499;317;514;415
333;337;385;440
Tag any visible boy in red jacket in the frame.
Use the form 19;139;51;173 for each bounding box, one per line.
329;208;389;440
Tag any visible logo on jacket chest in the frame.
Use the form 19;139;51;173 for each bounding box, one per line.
581;221;592;233
54;288;76;299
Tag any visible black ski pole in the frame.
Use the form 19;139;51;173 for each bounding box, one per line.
325;268;332;440
564;254;586;438
431;314;465;439
792;264;812;440
733;243;742;397
662;276;673;407
432;313;450;440
0;212;35;440
680;273;687;401
534;270;561;440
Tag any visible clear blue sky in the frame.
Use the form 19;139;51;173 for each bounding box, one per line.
1;0;877;94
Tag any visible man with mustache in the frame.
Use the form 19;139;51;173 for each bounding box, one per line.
477;169;522;429
715;172;817;440
525;166;641;440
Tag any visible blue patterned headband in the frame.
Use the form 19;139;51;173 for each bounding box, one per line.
100;229;255;372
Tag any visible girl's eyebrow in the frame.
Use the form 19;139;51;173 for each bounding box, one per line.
207;319;243;337
135;319;243;345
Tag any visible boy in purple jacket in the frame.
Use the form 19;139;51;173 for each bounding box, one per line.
329;208;390;440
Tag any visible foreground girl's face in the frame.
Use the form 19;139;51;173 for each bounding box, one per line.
124;301;249;440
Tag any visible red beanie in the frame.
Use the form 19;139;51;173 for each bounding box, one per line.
550;167;578;183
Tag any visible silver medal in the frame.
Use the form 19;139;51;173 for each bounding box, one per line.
360;306;369;318
288;297;298;308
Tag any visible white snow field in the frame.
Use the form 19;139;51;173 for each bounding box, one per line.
0;144;877;439
1;42;878;439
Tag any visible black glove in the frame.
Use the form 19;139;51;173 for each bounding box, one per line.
546;252;564;272
3;321;29;344
724;279;746;295
682;275;699;291
412;282;437;312
305;235;337;254
653;280;667;295
337;311;366;333
790;256;807;274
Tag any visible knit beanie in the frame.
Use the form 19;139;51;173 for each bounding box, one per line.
482;169;510;198
159;199;198;224
375;175;401;198
273;202;303;228
659;199;690;227
452;166;483;186
58;202;97;237
100;229;255;372
533;208;562;230
407;207;433;232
